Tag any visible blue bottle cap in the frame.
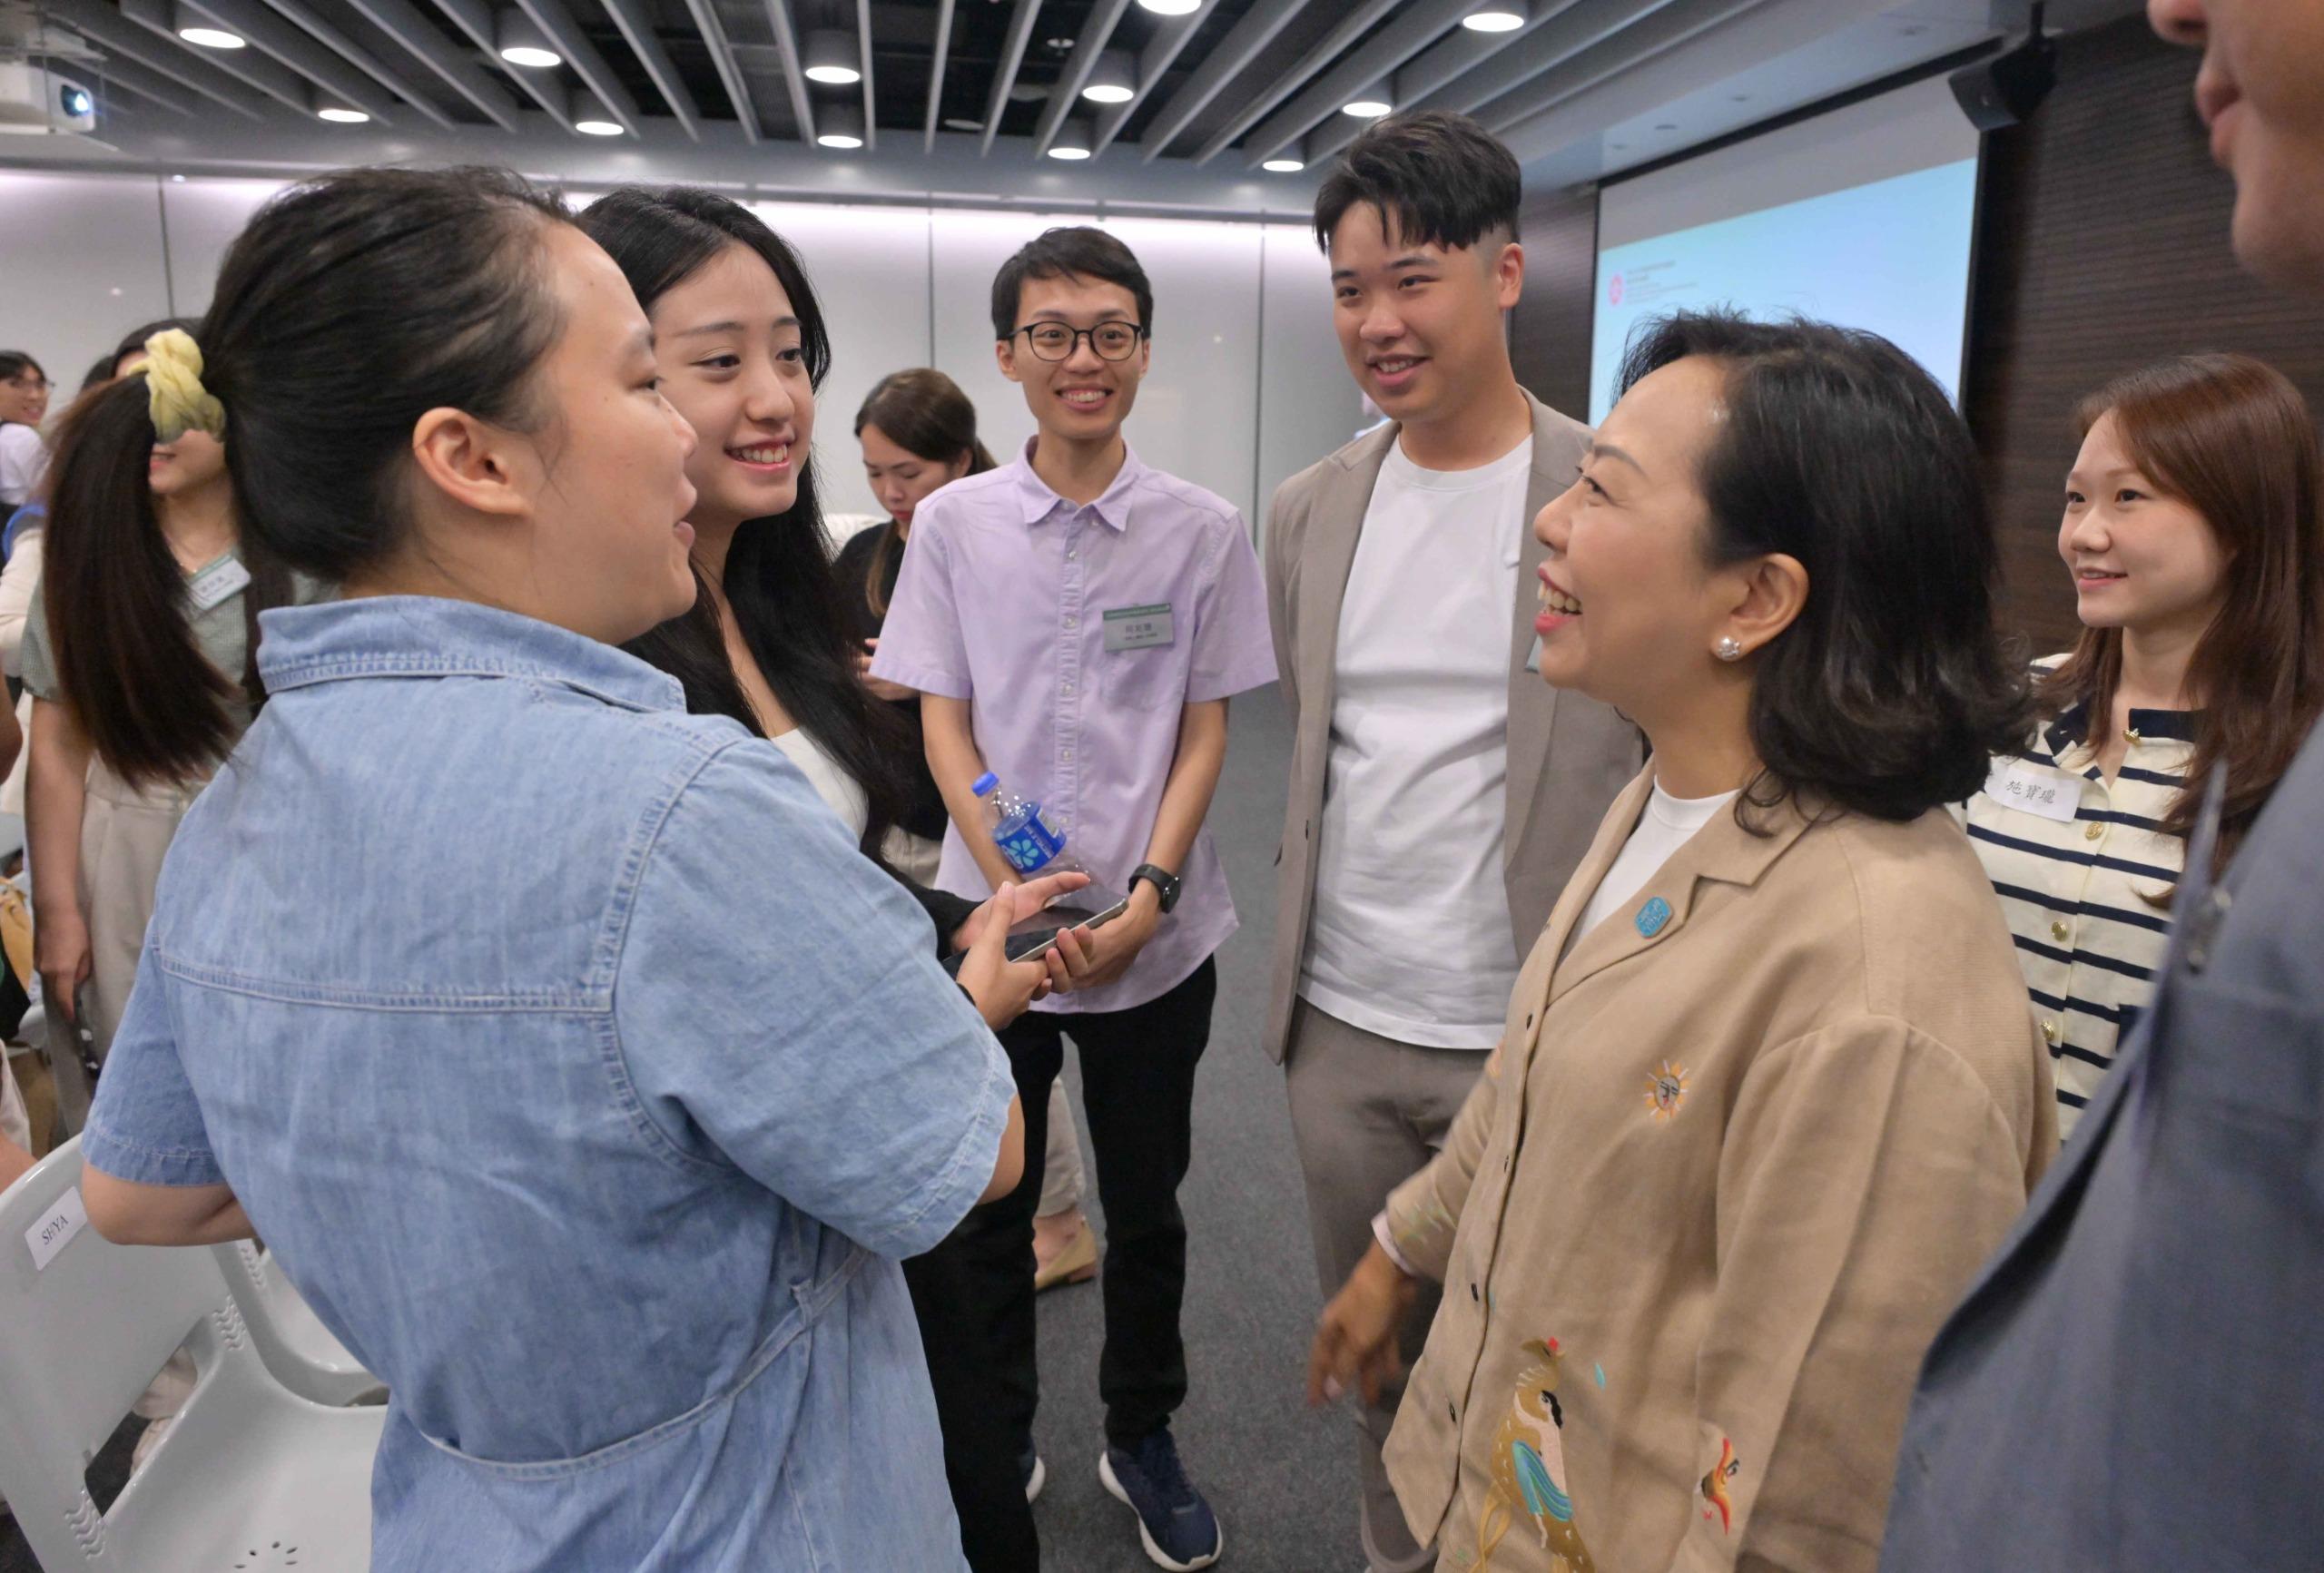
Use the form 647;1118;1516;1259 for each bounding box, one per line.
971;772;1000;796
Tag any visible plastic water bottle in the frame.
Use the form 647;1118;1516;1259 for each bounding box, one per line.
973;772;1088;879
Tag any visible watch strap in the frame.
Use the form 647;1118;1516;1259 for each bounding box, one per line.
1129;863;1182;914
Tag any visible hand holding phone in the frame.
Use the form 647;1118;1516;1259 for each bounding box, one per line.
953;882;1059;1029
1005;896;1131;962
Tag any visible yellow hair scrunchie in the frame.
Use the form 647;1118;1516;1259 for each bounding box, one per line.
143;328;226;443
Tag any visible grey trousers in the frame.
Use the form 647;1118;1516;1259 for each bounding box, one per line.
1284;998;1492;1573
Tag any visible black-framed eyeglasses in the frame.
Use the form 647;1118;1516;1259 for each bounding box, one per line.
1009;321;1147;362
5;375;48;394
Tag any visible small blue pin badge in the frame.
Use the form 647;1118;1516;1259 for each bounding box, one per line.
1635;896;1672;938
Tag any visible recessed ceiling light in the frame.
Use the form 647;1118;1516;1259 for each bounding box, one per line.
803;29;861;84
817;103;866;149
1462;5;1526;32
1342;97;1391;119
576;118;623;135
495;11;561;68
178;25;246;48
1137;0;1199;14
1262;157;1305;172
317;105;370;123
1082;48;1135;104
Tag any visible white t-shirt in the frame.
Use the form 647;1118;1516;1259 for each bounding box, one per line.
1299;435;1533;1048
0;424;46;509
772;727;871;842
1568;780;1740;951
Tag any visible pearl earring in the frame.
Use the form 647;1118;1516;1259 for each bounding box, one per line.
1715;636;1745;662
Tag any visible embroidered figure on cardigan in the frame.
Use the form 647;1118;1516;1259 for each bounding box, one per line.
1645;1060;1689;1123
1477;1337;1597;1572
1699;1437;1741;1532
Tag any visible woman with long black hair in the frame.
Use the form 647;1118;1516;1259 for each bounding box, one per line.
578;189;1075;1570
578;190;907;848
576;190;1063;1033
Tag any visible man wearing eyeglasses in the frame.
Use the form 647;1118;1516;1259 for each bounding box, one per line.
0;354;51;509
872;224;1272;1571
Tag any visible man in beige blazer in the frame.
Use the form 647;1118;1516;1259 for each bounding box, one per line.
1263;111;1640;1573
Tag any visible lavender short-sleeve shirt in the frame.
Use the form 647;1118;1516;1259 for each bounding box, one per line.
872;438;1276;1013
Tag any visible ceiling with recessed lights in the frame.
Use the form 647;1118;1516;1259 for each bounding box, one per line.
2;0;2142;189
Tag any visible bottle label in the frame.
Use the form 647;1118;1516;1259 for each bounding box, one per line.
996;813;1068;874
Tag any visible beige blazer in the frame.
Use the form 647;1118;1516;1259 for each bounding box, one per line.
1260;395;1642;1063
1378;772;2058;1573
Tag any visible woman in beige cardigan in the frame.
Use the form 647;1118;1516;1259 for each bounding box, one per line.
1309;311;2058;1573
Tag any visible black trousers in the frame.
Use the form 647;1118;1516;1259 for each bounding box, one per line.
905;957;1217;1573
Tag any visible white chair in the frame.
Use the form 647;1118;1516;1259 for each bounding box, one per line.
0;1139;384;1572
212;1243;388;1409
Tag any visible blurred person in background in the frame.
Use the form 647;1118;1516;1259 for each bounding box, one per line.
846;367;1098;1296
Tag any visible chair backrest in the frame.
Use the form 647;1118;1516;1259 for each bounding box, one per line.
212;1240;385;1407
0;1139;241;1563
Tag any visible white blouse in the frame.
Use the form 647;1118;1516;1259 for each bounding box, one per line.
771;726;870;843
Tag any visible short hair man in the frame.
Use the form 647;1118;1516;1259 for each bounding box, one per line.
1881;3;2324;1566
1261;110;1640;1572
874;224;1273;1572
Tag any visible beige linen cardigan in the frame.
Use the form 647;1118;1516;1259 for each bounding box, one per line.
1382;769;2058;1573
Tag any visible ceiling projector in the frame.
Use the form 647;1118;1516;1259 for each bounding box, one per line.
0;59;99;136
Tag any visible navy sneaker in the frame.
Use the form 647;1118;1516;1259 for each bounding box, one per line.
1098;1429;1222;1571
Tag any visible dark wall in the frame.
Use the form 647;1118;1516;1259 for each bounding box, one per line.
1509;15;2324;651
1510;184;1598;423
1968;14;2324;650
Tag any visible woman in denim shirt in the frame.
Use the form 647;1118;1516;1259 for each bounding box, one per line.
74;166;1027;1572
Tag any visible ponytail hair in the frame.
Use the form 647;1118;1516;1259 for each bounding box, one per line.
197;166;573;582
40;372;290;785
852;367;995;617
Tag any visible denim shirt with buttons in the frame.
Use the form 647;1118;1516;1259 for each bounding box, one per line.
81;595;1009;1573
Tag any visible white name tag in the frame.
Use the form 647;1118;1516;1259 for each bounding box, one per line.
1983;759;2081;823
25;1185;88;1272
185;555;251;614
1103;604;1175;653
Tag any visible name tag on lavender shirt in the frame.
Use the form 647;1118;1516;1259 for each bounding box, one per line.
1103;604;1175;652
186;555;251;613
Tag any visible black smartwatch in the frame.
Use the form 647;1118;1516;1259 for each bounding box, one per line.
1129;863;1183;915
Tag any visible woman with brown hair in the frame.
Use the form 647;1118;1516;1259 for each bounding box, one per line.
842;368;997;879
1965;352;2324;1135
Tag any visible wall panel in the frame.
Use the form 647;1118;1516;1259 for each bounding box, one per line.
1256;223;1362;545
159;177;290;323
0;171;172;400
753;202;934;523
